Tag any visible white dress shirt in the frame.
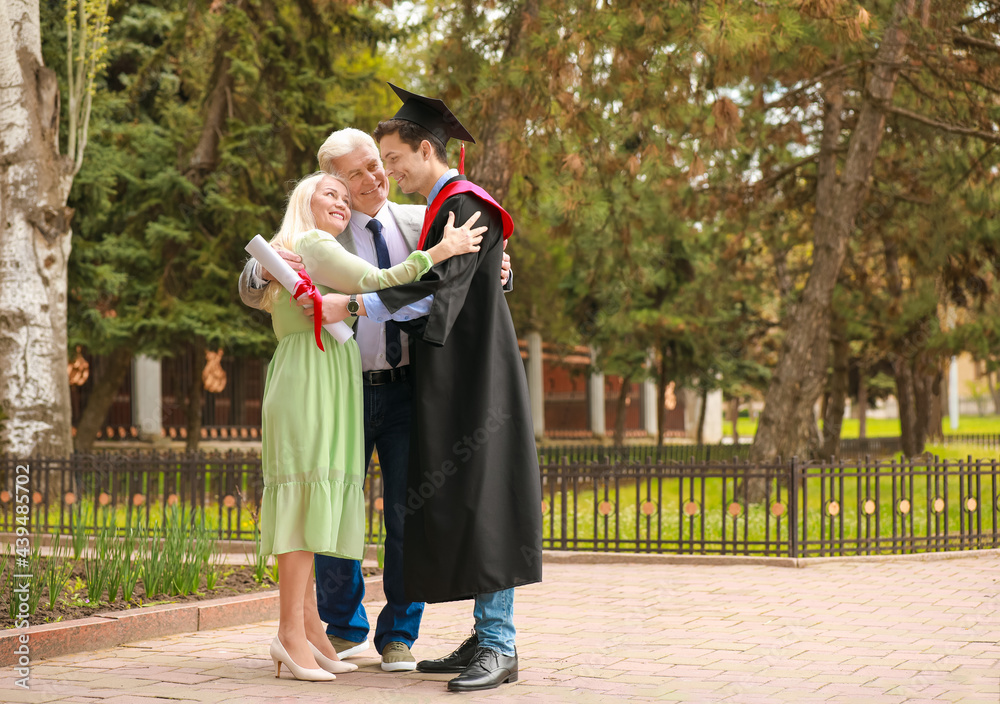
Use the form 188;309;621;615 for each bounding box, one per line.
349;203;413;371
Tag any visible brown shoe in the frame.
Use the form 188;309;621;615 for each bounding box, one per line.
326;635;369;659
381;641;416;672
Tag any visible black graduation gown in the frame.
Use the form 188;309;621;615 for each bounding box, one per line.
377;175;543;604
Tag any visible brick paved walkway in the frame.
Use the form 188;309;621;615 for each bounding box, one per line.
9;556;1000;703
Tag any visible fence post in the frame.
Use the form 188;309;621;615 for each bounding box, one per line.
789;456;799;559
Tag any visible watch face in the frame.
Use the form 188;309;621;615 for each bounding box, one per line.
347;298;360;313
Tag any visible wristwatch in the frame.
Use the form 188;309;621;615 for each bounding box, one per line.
347;294;360;317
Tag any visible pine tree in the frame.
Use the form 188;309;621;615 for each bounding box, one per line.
60;0;399;450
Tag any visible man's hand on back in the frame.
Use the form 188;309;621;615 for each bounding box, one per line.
500;238;511;286
260;245;304;281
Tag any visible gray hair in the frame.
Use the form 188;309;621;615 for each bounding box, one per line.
317;128;378;172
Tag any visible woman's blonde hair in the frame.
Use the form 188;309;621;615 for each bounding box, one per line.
262;171;350;311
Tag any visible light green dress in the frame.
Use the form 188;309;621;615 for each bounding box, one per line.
259;229;434;559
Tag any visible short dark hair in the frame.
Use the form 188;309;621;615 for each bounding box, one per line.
374;119;448;164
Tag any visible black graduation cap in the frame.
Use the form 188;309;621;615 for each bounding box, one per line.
388;83;477;146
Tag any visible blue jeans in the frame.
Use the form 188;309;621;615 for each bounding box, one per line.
474;588;516;657
315;378;424;652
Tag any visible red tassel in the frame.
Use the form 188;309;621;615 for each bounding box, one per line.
459;143;466;175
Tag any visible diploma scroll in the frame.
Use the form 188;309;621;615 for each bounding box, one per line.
245;234;354;345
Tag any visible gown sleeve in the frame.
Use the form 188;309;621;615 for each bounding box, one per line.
376;195;497;347
295;229;434;293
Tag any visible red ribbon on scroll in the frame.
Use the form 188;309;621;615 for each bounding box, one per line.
292;270;325;351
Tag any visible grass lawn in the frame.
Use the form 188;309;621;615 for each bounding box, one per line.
735;414;1000;439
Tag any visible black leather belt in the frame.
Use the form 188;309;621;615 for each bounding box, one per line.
362;366;409;386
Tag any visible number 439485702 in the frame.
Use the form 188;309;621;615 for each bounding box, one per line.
14;464;31;557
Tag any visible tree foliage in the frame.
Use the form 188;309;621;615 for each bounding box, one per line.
52;0;401;448
21;0;1000;458
394;0;1000;459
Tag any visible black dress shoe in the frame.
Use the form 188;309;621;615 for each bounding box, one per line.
447;647;518;692
416;631;479;673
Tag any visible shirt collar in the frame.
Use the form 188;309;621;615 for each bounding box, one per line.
350;201;391;231
428;169;459;208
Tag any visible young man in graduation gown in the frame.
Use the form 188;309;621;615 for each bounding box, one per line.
313;86;542;693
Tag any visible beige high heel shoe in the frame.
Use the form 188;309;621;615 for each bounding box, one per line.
309;642;359;674
270;636;337;681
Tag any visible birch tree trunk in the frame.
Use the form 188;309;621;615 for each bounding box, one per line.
0;0;75;458
750;0;919;472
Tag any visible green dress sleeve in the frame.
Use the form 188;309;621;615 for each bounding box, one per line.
294;229;433;293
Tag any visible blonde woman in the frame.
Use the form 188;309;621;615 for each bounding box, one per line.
257;172;483;682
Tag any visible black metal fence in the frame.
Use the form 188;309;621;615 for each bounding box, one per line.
535;436;943;463
943;433;1000;448
0;453;266;542
794;455;999;556
537;443;753;464
1;451;998;558
537;454;1000;557
838;436;902;457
